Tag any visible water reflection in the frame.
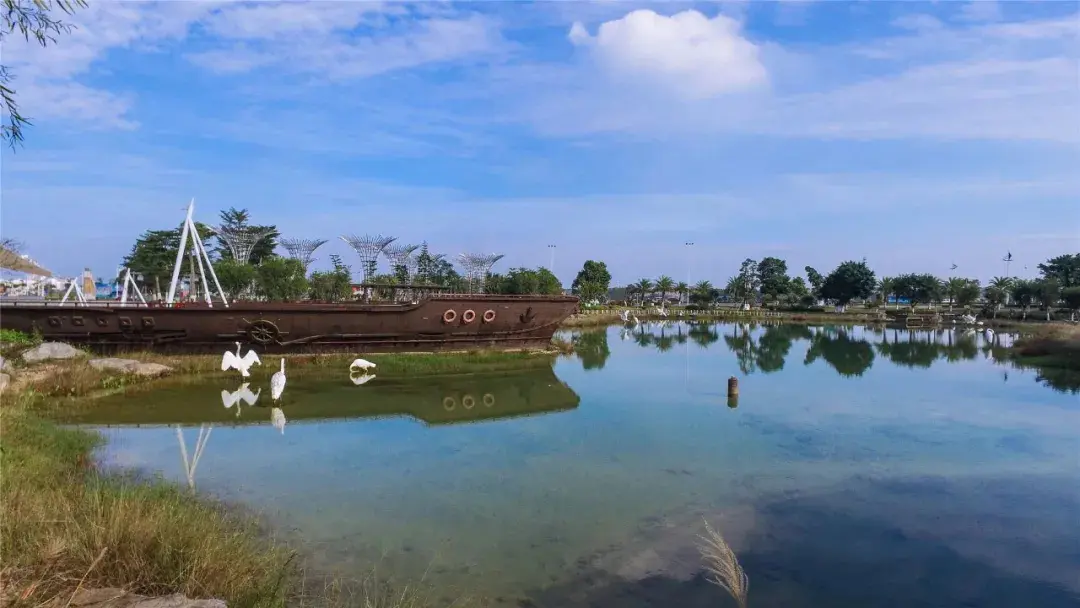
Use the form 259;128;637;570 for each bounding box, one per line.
608;321;1077;394
67;367;581;427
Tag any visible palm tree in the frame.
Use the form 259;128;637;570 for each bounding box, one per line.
989;276;1013;307
692;280;714;307
633;278;653;307
676;281;689;306
654;275;676;307
944;277;967;311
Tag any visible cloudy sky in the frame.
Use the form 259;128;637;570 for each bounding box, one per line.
1;0;1077;285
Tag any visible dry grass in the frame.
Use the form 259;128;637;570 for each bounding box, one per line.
292;568;484;608
1;396;295;606
559;313;622;328
1010;323;1080;370
698;518;749;608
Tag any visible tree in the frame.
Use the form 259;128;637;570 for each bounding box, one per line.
494;267;562;295
954;279;981;309
804;266;825;300
255;257;308;301
654;275;676;306
879;276;896;309
571;260;612;303
690;280;718;307
1009;279;1038;320
819;260;876;310
414;243;461;290
212;258;257;300
786;276;811;308
309;254;353;301
1034;278;1061;321
892;273;943;310
757;257;790;305
1061;286;1080;322
214;207;279;264
983;286;1006;318
1037;253;1080;289
121;222;215;297
989;276;1013;306
632;278;653;306
2;0;87;148
675;281;689;306
944;277;968;311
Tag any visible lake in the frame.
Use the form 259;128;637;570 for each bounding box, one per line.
78;322;1079;607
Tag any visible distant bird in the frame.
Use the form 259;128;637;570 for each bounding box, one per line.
270;358;287;401
221;342;261;377
950;263;958;271
220;382;261;416
270;407;286;434
350;372;376;386
349;358;376;373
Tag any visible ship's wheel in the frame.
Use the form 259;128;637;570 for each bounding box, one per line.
245;319;281;345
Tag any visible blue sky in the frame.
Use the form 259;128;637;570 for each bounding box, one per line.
1;0;1078;286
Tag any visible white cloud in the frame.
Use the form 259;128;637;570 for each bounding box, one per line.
505;11;1080;142
568;9;768;99
187;5;505;80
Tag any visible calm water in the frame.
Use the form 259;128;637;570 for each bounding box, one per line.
82;323;1079;607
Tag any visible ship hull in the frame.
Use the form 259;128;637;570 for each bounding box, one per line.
0;295;579;354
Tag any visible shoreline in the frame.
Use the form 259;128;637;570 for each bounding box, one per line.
0;339;556;607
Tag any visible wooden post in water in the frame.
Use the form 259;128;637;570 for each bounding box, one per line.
727;376;739;408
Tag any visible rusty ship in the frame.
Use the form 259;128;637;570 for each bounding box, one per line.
0;291;579;354
0;203;579;354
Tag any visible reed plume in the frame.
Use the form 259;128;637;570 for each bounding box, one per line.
698;517;749;608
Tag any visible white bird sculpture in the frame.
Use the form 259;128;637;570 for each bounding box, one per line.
220;382;261;415
349;358;377;373
270;358;287;401
350;372;376;386
270;407;286;434
618;310;630;323
221;342;261;377
632;314;640;325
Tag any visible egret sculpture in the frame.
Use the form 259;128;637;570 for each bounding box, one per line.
221;342;261;377
349;358;377;373
270;358;287;401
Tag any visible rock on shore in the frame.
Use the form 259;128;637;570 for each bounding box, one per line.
48;588;225;608
88;358;173;377
22;342;86;363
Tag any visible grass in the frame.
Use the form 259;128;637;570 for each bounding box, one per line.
0;328;40;348
698;518;749;608
0;394;295;606
1009;324;1080;370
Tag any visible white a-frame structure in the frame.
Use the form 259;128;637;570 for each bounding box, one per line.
166;199;229;308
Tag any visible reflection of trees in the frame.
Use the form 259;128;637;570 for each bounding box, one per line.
688;323;720;349
1032;367;1080;394
655;324;676;353
875;329;981;368
756;324;813;373
572;329;611;371
804;329;875;377
724;324;758;374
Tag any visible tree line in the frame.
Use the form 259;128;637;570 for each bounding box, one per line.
569;254;1080;320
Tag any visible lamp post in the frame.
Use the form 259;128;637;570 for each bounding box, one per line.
547;244;557;274
684;241;694;305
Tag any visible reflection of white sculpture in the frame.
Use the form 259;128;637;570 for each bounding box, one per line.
350;372;376;386
270;407;286;434
220;382;261;417
349;358;376;373
270;358;287;401
221;342;261;377
175;425;211;489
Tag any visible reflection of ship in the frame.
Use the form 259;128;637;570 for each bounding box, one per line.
65;367;580;427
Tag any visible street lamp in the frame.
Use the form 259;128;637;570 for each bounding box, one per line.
684;242;694;305
547;244;557;274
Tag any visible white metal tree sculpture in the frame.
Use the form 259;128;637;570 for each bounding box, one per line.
383;243;419;282
213;225;275;265
167;200;228;307
459;252;503;293
280;238;328;273
340;234;396;282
